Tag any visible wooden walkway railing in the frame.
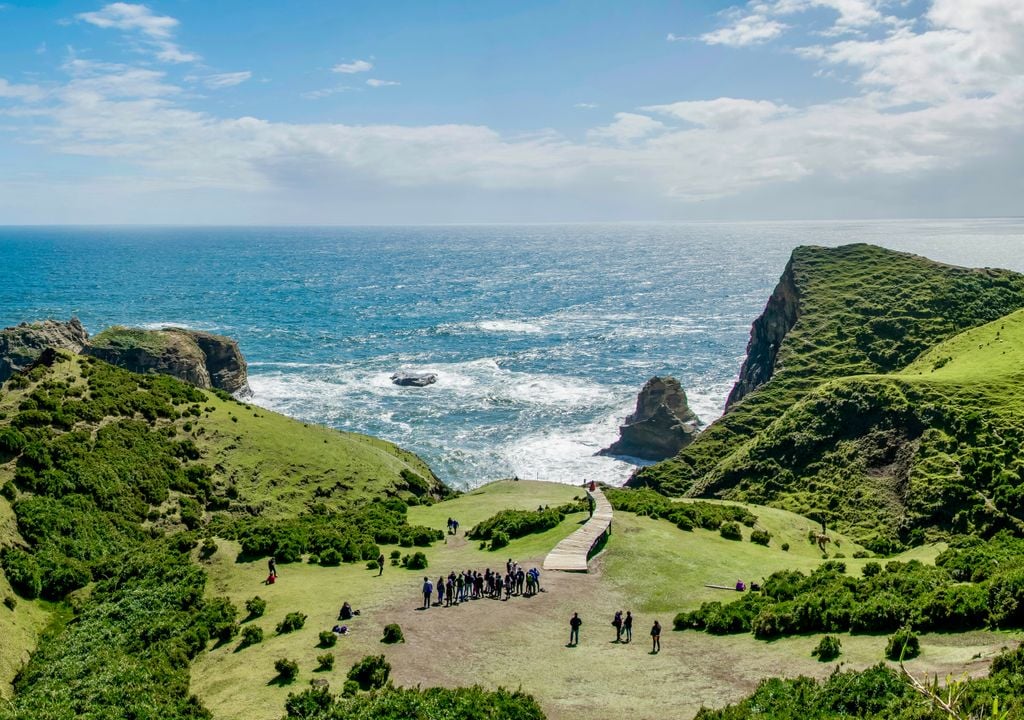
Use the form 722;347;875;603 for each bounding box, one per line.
543;487;613;572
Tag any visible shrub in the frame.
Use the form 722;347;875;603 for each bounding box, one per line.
382;623;404;644
319;630;337;648
750;529;771;546
3;596;16;611
284;687;333;717
781;543;790;552
812;635;842;661
277;611;307;634
275;658;300;682
342;680;360;698
366;560;379;570
407;551;428;570
389;550;401;559
316;653;335;671
862;562;882;578
1;547;42;599
319;548;342;566
347;654;391;691
240;625;263;647
246;595;267;618
720;521;743;541
885;627;920;660
489;531;510;551
199;537;217;559
468;507;564;542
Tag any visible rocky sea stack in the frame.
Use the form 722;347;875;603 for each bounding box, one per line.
0;319;251;396
84;326;251;395
600;376;701;461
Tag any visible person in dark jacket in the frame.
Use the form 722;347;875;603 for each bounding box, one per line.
623;611;633;643
569;612;582;646
422;577;433;609
651;620;661;653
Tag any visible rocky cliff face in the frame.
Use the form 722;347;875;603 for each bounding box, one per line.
83;326;251;395
725;257;800;410
0;318;89;382
600;376;701;461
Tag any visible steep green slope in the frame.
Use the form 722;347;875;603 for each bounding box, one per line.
654;309;1024;550
631;245;1024;547
0;353;448;717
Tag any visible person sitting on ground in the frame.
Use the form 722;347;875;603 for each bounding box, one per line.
735;579;746;592
339;602;353;621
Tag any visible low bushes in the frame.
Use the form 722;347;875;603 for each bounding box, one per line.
382;623;404;644
885;627;920;660
406;551;428;570
812;635;842;661
275;658;300;682
750;529;771;546
245;595;267;619
240;625;263;647
468;507;564;543
316;653;335;671
719;521;743;540
605;488;757;532
277;611;307;634
346;654;391;691
319;630;337;648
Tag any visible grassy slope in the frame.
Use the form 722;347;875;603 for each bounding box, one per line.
693;309;1024;546
0;355;442;694
634;244;1024;498
190;481;1011;720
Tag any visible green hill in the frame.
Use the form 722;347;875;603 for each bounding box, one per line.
632;245;1024;550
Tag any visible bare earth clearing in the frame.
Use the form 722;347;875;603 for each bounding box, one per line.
191;481;1022;720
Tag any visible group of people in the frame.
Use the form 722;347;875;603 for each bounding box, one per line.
446;517;461;535
421;559;542;609
568;611;662;653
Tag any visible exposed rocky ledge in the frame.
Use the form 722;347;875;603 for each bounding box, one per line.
0;318;89;382
600;376;701;461
0;319;250;396
725;255;800;410
391;372;437;387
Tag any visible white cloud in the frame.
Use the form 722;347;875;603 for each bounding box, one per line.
76;3;197;63
203;71;252;89
643;98;790;129
366;78;399;87
333;60;373;74
701;12;787;46
3;0;1024;220
588;112;666;142
301;85;353;100
574;102;599;109
666;33;687;42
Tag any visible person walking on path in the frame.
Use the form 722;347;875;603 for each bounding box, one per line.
569;612;582;647
377;553;385;576
422;577;433;610
650;620;661;654
623;611;633;643
613;611;623;642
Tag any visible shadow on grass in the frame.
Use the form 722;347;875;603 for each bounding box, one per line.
266;675;298;687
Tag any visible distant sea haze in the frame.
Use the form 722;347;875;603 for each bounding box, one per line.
3;220;1023;488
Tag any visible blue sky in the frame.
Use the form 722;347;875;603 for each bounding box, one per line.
0;0;1022;223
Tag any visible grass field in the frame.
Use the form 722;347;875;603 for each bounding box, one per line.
190;481;1011;720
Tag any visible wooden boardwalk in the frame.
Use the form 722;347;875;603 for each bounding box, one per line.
543;487;613;572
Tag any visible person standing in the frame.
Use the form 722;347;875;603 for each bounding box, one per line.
377;553;385;577
437;576;445;606
569;612;582;647
651;620;661;654
422;577;433;609
613;611;623;642
267;556;277;579
623;611;633;643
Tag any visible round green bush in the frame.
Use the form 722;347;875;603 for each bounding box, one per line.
245;596;267;618
319;630;338;648
366;560;379;570
342;680;360;698
274;658;300;682
316;653;335;671
406;551;428;570
382;623;404;644
389;550;401;559
812;634;842;661
489;531;510;551
319;548;342;566
240;625;263;647
719;521;743;541
781;542;790;552
862;561;882;578
750;529;771;546
346;654;391;690
885;627;921;660
276;611;307;634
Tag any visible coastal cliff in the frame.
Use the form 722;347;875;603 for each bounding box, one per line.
0;319;89;382
724;257;799;410
84;326;251;395
600;376;701;460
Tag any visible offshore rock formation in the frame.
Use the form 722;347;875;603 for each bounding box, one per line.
391;372;438;387
84;326;251;395
725;256;800;410
0;318;89;382
600;376;701;461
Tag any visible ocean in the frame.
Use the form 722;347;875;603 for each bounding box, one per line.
2;220;1023;489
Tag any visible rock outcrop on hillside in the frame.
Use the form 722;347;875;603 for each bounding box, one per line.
0;318;89;382
600;376;701;461
84;326;251;395
725;257;800;410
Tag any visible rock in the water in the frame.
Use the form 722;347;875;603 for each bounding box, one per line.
600;376;701;461
0;318;89;382
391;372;437;387
83;326;251;395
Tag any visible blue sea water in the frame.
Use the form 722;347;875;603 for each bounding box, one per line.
2;220;1023;488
